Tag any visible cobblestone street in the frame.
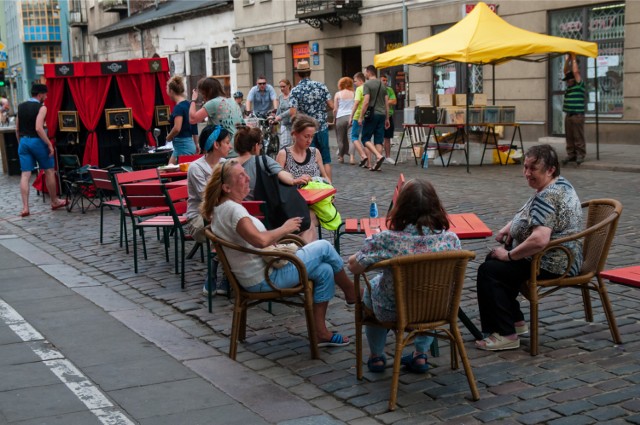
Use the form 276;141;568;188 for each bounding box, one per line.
1;142;640;424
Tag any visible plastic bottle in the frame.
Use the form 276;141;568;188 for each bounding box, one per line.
369;196;379;231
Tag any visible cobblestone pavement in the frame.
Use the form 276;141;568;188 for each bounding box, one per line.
1;142;640;424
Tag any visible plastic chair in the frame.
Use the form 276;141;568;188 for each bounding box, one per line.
354;250;479;411
521;198;623;356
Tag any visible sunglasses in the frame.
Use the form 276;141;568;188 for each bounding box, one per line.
258;82;267;85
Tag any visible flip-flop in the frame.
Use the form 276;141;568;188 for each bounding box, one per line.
359;158;368;167
318;333;350;347
20;211;30;218
373;156;385;171
367;355;387;373
401;353;429;374
51;200;68;211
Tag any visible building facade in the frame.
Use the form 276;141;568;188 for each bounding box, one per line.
3;0;70;103
233;0;638;143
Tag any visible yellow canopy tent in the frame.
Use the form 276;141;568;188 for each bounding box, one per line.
374;2;598;67
374;2;601;168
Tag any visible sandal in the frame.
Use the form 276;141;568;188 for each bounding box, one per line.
373;156;385;171
476;333;519;351
359;158;368;167
367;355;387;373
401;353;429;374
318;333;350;347
20;211;30;218
51;200;68;211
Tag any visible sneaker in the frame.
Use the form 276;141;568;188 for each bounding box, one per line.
385;157;396;165
216;277;230;296
576;157;585;165
202;285;212;296
561;157;576;166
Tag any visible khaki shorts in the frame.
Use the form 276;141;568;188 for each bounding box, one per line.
185;215;207;243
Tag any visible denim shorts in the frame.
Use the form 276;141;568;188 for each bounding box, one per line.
245;240;342;303
312;129;331;165
361;114;385;145
171;136;197;159
351;120;362;142
18;137;54;171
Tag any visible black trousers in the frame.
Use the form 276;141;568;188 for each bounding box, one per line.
476;257;559;336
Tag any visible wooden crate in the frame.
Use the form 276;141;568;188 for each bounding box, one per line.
454;94;467;106
473;93;487;106
438;94;455;106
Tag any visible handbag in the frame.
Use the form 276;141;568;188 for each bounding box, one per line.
302;180;342;231
363;81;383;122
254;154;311;231
262;243;299;269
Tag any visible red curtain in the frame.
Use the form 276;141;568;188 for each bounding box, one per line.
157;72;174;107
117;74;156;146
68;76;112;166
44;78;66;146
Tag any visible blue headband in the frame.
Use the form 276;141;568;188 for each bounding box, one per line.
205;125;222;152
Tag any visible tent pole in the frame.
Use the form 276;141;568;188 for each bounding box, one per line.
466;64;471;173
492;64;496;105
595;61;600;160
402;0;409;109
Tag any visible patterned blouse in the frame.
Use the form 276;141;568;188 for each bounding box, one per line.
510;176;583;276
283;146;321;179
289;78;332;132
355;224;461;322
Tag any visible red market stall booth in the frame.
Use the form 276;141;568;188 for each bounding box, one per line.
43;57;174;168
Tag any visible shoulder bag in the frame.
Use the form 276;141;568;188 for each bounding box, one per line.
363;80;383;122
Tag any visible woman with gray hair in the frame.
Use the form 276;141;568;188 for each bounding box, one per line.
475;144;583;351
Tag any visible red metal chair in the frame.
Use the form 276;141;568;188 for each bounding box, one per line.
88;168;125;246
178;154;203;163
114;169;170;254
120;183;189;288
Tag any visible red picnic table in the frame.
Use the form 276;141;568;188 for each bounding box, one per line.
601;266;640;288
158;171;188;180
297;187;336;205
361;212;493;239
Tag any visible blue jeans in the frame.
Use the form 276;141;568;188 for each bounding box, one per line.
312;129;331;165
246;240;342;303
363;286;434;355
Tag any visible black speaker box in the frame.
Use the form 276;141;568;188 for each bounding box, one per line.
414;106;438;125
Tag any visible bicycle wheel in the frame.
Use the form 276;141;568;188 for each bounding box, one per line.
267;134;280;159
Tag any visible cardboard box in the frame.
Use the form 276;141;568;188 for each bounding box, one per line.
473;93;487;106
454;94;467;106
483;106;500;124
445;107;466;124
500;106;516;123
415;92;432;106
438;94;455;107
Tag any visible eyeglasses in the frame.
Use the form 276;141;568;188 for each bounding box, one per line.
258;82;267;85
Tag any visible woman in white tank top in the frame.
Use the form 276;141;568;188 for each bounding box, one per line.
333;77;355;164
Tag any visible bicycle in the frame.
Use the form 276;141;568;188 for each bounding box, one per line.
247;112;280;159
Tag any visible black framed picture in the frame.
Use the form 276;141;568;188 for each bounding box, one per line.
58;111;79;132
105;108;134;130
155;105;170;126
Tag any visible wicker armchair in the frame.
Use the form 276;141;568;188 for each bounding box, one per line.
204;228;319;360
521;198;623;356
354;250;479;411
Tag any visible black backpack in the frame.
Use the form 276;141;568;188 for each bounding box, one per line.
253;154;311;231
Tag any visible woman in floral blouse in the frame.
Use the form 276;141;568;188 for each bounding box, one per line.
475;144;582;352
348;179;460;373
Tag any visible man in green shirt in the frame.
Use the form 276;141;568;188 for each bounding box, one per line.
381;74;397;164
561;53;586;165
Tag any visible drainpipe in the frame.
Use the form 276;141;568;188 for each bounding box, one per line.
402;0;409;108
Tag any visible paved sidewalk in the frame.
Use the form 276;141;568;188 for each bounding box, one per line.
1;138;640;424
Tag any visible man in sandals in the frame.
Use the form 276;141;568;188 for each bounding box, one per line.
16;84;67;217
358;65;388;171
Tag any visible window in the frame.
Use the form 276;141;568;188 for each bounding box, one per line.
550;3;624;117
21;0;61;42
30;45;62;64
211;47;230;77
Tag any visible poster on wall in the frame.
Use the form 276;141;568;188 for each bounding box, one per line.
292;43;310;86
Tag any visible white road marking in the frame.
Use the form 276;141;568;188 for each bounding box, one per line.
0;298;135;425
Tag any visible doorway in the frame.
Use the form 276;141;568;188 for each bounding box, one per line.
341;47;361;79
